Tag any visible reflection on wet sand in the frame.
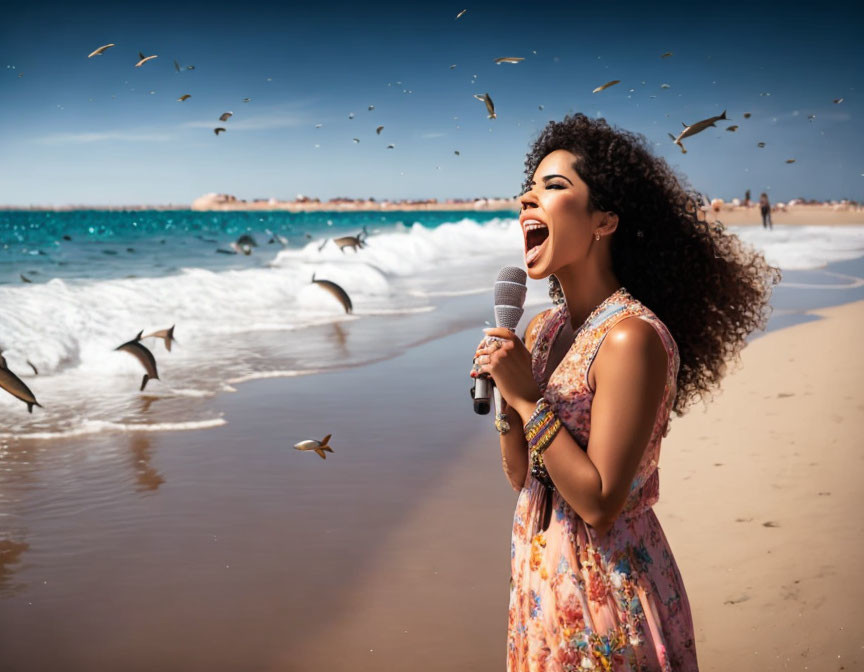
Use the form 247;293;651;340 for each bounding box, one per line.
0;539;30;595
128;434;165;492
330;322;349;354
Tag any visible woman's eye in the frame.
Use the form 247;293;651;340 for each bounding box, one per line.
546;184;564;189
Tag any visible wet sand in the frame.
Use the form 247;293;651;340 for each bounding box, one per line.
1;263;863;670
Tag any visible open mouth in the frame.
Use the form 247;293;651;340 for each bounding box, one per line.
523;221;549;266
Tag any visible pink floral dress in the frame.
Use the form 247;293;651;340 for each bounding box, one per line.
507;287;698;671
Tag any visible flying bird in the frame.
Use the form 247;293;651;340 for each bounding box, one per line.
449;64;457;69
19;273;32;283
0;352;42;413
661;52;673;58
88;44;116;58
368;105;374;111
494;57;524;64
660;83;671;89
311;273;353;313
807;114;816;121
376;125;384;135
454;150;460;156
143;325;177;352
592;80;621;93
177;94;191;102
757;142;766;148
242;97;251;103
785;159;796;164
348;112;355;119
214;127;226;135
669;110;727;154
294;434;334;459
455;9;467;19
726;125;738;132
386;143;395;149
115;331;159;391
135;51;158;67
219;112;232;122
174;59;181;73
473;92;496;119
743;112;752;119
833;98;844;104
352;138;360;143
538;104;544;110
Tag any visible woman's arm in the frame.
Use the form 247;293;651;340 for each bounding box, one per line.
504;318;668;536
486;310;548;492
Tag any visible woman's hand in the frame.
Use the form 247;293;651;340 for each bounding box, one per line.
471;328;541;419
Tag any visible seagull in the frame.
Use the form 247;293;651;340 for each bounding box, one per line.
242;97;251;103
376;125;384;135
473;92;496;119
456;9;467;19
368;105;374;111
833;98;844;104
661;52;673;58
88;44;115;58
454;150;460;156
726;125;738;132
214;127;226;135
386;144;395;149
785;159;796;164
449;64;457;69
660;83;671;89
219;112;232;122
177;94;191;102
592;80;620;93
135;51;158;67
353;138;360;143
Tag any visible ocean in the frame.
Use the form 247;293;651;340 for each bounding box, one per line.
2;209;864;439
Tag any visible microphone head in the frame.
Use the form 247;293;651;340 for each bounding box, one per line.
493;266;527;329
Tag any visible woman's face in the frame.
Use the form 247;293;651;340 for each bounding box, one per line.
519;149;603;280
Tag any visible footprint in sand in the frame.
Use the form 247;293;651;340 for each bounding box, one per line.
776;392;795;398
723;595;750;605
762;521;780;528
734;517;753;523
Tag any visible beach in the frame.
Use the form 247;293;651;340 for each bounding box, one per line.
1;216;863;670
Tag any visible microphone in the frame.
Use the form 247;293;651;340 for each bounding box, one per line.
472;266;527;416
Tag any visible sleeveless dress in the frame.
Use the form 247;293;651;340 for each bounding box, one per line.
507;287;698;672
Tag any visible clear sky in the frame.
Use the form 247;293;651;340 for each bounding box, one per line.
1;0;862;206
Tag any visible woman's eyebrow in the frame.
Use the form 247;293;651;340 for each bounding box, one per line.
528;174;574;186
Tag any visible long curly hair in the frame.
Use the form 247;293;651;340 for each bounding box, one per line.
522;113;782;417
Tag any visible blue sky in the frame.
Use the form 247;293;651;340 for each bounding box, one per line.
1;0;862;206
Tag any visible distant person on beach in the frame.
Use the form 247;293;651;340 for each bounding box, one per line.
760;192;773;229
745;189;751;207
470;113;780;671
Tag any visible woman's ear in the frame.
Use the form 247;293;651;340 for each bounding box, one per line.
603;211;619;235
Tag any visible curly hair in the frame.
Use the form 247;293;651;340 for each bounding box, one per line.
522;113;782;417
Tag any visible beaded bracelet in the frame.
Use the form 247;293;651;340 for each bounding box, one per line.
524;399;562;490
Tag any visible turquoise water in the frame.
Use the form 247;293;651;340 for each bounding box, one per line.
0;209;514;285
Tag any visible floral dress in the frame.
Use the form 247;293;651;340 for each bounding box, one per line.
507;287;698;671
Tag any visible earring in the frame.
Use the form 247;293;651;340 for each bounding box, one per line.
594;232;601;241
548;274;565;306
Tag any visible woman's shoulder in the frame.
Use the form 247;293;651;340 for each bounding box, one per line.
523;307;556;350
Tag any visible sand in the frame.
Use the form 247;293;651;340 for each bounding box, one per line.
287;300;864;671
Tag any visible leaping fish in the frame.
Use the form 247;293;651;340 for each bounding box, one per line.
115;330;160;391
144;325;177;352
219;112;233;122
88;44;116;58
0;352;42;413
473;92;496;119
294;434;334;459
669;110;727;154
311;273;353;314
592;80;620;93
135;51;158;67
178;94;191;102
332;226;368;253
494;57;524;64
455;9;467;19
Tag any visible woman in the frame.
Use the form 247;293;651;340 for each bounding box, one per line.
471;114;781;671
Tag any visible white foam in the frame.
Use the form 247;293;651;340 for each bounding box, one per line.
729;225;864;270
2;417;227;441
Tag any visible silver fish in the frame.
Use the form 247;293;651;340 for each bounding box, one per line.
88;44;115;58
311;274;353;314
455;9;467;19
294;433;334;459
592;80;620;93
494;57;524;64
135;52;158;67
670;110;727;154
0;352;42;413
115;331;160;391
473;92;496;119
